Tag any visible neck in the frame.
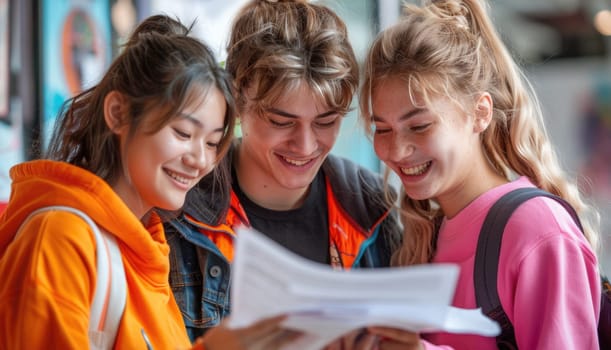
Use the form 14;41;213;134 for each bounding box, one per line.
438;157;508;219
111;179;150;220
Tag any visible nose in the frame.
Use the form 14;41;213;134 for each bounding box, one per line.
290;125;318;155
183;142;212;172
378;132;415;163
391;133;416;162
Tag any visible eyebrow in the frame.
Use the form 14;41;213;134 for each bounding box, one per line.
179;113;225;133
266;108;339;119
371;108;426;122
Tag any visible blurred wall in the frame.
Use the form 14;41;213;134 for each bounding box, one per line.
530;58;611;271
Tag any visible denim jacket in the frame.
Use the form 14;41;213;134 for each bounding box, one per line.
165;150;402;341
166;217;233;341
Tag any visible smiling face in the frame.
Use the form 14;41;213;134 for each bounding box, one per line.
371;77;492;215
110;87;227;218
237;81;342;209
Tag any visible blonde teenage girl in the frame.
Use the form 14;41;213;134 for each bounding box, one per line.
358;0;602;349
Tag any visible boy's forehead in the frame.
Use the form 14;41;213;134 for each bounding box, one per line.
255;82;332;109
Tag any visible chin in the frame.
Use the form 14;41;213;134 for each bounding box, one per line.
280;176;315;190
404;188;435;201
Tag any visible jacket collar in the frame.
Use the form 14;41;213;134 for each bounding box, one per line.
323;154;395;230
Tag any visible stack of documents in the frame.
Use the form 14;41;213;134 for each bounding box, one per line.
228;226;500;349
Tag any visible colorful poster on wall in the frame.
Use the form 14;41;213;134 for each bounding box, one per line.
0;106;22;206
0;0;16;208
40;0;111;149
0;0;9;121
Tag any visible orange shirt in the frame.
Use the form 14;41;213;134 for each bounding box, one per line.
0;160;192;349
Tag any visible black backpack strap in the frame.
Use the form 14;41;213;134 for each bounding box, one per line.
474;187;581;349
600;275;611;349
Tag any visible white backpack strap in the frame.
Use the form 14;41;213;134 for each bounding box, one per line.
87;220;127;350
16;206;126;350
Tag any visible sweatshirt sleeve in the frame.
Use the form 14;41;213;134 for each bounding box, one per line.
507;233;600;349
0;211;97;349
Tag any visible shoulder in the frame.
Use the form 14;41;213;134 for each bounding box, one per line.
500;195;595;266
0;208;99;328
2;208;98;296
506;196;582;240
16;208;97;253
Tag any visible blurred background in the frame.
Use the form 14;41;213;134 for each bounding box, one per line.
0;0;609;273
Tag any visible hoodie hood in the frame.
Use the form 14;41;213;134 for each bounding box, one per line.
0;160;169;268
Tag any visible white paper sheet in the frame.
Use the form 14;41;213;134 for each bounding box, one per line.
228;225;500;349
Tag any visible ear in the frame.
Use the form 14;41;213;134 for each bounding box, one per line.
104;90;128;134
473;92;493;133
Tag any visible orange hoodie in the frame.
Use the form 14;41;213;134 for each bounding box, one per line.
0;160;192;349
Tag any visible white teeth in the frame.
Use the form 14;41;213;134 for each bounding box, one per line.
400;161;430;176
167;170;188;184
282;156;310;166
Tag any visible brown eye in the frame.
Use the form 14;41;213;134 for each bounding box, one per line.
315;116;339;128
173;128;191;138
270;120;289;127
410;123;431;132
374;124;391;134
267;116;292;127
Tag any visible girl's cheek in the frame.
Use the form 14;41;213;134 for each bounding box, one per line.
373;137;390;160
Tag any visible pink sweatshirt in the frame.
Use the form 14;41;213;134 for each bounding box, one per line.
423;177;600;350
